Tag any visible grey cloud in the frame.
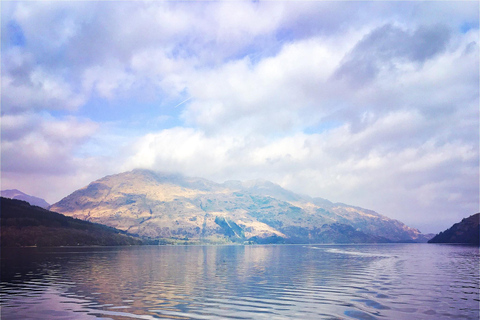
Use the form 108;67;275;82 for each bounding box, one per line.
0;114;37;141
334;24;451;85
1;114;98;174
1;144;74;175
409;25;451;62
1;48;34;88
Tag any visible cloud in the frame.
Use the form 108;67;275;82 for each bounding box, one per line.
1;113;98;174
333;23;452;85
182;37;349;135
81;61;135;100
181;22;477;138
0;112;122;203
2;1;476;114
124;106;478;233
122;23;478;232
1;1;478;233
1;49;86;113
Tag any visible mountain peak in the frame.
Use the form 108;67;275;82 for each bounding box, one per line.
2;189;26;197
49;170;427;244
1;189;50;209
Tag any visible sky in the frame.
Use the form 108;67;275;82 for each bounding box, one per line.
1;1;478;234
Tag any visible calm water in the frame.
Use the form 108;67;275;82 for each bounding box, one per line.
1;244;478;320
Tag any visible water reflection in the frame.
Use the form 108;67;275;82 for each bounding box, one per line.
1;244;479;319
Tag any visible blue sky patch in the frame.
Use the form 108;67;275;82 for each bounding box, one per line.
5;20;26;47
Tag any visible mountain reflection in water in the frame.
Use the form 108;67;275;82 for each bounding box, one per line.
1;244;479;319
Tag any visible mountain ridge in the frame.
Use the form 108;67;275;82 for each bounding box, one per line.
428;213;479;245
49;169;431;244
1;189;50;209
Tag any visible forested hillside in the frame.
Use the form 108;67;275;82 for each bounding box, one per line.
1;197;142;247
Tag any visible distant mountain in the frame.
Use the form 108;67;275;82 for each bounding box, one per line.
1;189;50;208
1;197;142;247
50;169;430;244
428;213;479;245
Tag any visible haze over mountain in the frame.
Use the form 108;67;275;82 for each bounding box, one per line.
50;169;431;244
1;189;50;209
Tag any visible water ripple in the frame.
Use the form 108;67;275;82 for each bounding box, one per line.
1;244;479;320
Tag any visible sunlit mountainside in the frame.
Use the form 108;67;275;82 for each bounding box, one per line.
49;169;432;244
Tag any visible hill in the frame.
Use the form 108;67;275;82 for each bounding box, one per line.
1;189;50;208
428;213;479;245
1;197;142;247
50;169;431;244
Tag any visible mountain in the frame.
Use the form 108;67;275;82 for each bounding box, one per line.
428;213;479;245
1;189;50;209
49;169;429;244
1;197;142;247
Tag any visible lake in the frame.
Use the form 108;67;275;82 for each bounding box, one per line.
1;244;478;320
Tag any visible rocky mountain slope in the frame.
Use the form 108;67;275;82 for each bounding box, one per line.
428;213;479;245
50;169;430;244
1;197;142;247
1;189;50;208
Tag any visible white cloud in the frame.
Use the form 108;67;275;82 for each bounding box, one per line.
123;105;478;233
1;51;86;112
182;36;351;135
1;1;478;233
82;61;135;100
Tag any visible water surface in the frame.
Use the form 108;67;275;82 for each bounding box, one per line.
1;244;478;319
